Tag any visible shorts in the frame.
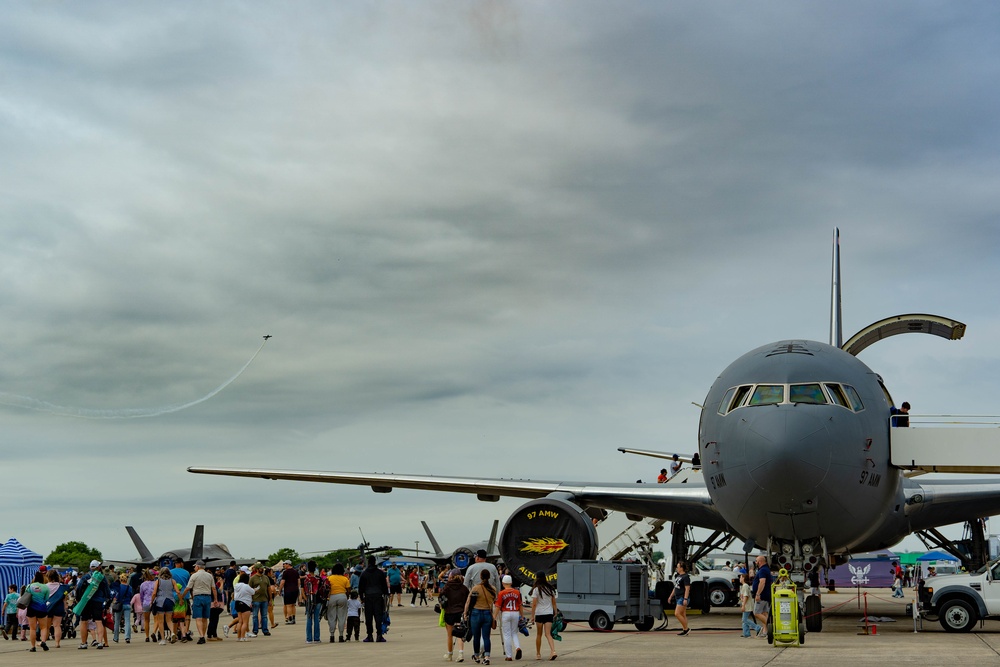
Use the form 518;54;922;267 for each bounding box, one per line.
674;597;688;607
282;589;299;606
79;599;105;622
142;603;152;613
390;583;403;595
234;601;251;614
155;599;175;615
191;595;212;619
534;614;554;624
26;607;47;619
444;612;464;626
753;600;770;616
47;600;65;618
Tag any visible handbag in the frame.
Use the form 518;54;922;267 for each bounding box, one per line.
16;590;32;609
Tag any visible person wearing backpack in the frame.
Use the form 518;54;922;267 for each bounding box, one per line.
325;563;350;643
301;561;323;644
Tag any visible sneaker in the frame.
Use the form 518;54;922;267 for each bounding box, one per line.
78;644;88;650
40;642;49;651
339;636;345;642
170;636;177;644
411;603;415;607
247;632;257;638
377;636;386;642
756;626;765;638
145;638;150;643
678;628;689;636
516;648;522;660
262;631;271;636
458;650;464;662
363;637;373;642
159;639;167;645
223;626;230;638
197;637;206;644
473;654;481;663
445;652;453;661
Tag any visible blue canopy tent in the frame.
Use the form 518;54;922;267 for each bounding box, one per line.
916;550;960;562
0;538;43;597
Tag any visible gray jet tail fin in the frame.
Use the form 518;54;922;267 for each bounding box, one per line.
486;519;499;555
421;521;445;557
126;526;156;563
830;227;843;348
190;525;205;561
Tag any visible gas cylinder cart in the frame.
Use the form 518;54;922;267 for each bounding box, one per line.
767;568;805;646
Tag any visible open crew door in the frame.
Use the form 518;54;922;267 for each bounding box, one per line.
842;314;965;357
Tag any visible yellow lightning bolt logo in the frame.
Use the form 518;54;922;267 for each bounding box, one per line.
519;538;570;554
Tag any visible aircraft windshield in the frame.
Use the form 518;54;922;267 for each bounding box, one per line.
790;383;827;404
719;382;865;414
749;385;784;406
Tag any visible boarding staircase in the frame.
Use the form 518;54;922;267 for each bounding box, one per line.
598;516;668;579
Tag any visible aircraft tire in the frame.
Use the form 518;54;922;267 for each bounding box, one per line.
805;595;823;632
939;599;977;633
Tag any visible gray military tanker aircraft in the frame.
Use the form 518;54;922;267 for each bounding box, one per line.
189;230;1000;632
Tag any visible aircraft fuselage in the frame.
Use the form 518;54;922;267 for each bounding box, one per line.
699;339;909;564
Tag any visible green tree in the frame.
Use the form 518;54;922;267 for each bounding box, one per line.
47;541;103;570
267;547;300;566
314;548;359;571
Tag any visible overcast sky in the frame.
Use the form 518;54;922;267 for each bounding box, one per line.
3;1;999;563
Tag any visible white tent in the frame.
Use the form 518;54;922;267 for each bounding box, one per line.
0;538;43;596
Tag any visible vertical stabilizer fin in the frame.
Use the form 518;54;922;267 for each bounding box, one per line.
190;525;205;561
830;227;843;348
126;526;156;563
421;521;445;557
486;519;499;555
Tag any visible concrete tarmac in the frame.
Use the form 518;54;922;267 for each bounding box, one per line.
3;589;999;666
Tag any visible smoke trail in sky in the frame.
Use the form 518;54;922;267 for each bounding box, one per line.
0;338;269;419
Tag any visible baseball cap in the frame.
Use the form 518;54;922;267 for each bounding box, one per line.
502;575;513;585
39;565;47;573
240;565;251;574
90;560;101;569
738;568;747;575
195;560;206;567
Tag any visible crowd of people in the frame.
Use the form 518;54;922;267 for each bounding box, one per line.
3;549;563;659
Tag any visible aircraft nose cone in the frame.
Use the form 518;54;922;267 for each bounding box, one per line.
743;408;832;497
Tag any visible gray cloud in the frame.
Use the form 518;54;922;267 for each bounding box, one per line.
1;1;997;558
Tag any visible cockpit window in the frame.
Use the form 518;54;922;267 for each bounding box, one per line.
790;383;827;404
718;387;737;415
844;385;864;411
749;385;784;406
826;384;850;408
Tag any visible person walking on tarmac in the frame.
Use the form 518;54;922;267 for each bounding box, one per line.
667;561;691;636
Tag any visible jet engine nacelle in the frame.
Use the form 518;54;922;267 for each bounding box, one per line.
452;547;476;570
500;496;598;588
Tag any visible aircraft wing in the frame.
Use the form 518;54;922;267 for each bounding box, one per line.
187;466;727;531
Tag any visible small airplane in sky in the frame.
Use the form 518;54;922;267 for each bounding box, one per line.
263;335;272;340
191;230;1000;633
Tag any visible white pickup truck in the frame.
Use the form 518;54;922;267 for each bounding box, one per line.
922;559;1000;632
